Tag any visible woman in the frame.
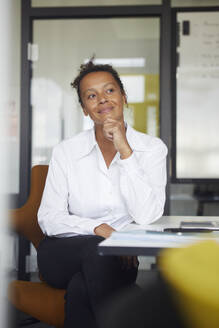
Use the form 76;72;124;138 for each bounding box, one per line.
37;59;167;328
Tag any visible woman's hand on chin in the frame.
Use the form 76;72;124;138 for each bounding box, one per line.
103;118;133;159
94;223;115;239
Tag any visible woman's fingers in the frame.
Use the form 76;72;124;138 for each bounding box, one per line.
103;119;121;137
94;223;115;239
102;121;115;141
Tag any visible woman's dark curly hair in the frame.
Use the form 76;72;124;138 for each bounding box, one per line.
71;57;127;106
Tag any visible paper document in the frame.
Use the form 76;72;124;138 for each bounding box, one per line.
110;230;219;248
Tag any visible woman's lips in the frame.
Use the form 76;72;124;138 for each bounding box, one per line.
98;107;113;114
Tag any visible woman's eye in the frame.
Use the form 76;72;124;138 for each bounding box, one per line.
88;94;96;99
106;88;114;94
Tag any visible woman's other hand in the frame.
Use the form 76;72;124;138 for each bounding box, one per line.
94;223;116;239
94;224;139;270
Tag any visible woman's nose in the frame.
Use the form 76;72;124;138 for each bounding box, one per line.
98;93;108;104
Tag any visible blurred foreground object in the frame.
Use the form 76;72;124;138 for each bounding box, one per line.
99;272;185;328
160;240;219;328
0;0;14;327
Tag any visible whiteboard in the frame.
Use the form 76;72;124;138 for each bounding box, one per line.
176;11;219;179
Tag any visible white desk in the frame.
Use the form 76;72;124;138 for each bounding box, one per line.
98;216;219;256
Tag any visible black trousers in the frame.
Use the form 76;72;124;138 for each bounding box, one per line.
37;235;138;328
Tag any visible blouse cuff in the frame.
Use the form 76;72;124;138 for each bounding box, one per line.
64;216;103;235
88;219;104;235
118;151;145;176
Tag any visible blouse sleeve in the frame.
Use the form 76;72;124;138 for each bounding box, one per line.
118;138;168;225
38;146;103;237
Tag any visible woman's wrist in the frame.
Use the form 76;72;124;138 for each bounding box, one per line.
119;144;133;159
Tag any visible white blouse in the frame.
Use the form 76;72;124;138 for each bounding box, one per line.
38;124;168;237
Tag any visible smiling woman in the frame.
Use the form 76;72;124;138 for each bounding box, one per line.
80;72;125;124
37;58;167;328
72;60;134;164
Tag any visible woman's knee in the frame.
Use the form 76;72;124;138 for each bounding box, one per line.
37;238;71;288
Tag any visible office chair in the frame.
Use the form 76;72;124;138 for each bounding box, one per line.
8;165;66;328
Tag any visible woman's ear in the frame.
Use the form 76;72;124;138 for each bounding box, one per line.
82;107;89;116
123;94;128;106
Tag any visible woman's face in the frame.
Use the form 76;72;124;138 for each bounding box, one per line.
80;71;126;126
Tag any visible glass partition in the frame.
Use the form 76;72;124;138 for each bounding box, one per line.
31;17;160;166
